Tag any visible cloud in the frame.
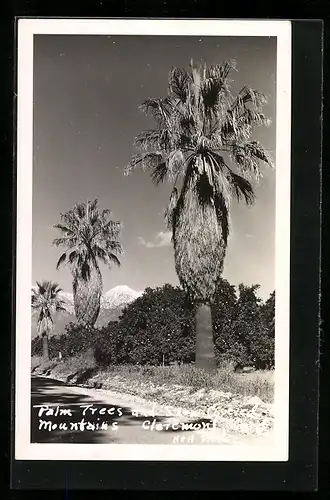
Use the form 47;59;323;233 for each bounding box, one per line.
138;231;172;248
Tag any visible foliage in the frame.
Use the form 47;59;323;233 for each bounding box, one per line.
31;322;100;360
258;291;275;369
125;61;274;304
93;322;120;366
31;282;275;370
212;278;241;364
214;284;275;369
95;285;195;366
31;281;67;335
52;199;123;327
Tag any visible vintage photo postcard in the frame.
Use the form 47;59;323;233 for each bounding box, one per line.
15;19;291;462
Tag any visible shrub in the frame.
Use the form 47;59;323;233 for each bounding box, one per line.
93;285;195;366
93;322;119;366
31;322;103;361
60;322;99;357
31;336;43;357
213;283;275;370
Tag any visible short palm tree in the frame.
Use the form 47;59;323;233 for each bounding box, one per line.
53;199;123;327
31;281;67;363
125;60;274;371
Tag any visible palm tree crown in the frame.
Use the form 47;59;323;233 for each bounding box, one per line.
125;60;274;304
53;199;123;327
31;280;67;335
53;199;123;279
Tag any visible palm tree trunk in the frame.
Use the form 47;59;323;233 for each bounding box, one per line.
195;303;217;372
42;331;49;363
73;264;103;327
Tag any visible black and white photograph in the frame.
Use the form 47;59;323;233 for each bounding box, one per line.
15;19;291;462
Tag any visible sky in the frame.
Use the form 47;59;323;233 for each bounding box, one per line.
32;34;276;301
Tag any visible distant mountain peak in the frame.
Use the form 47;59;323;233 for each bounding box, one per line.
31;284;144;337
31;284;143;310
104;284;142;295
102;285;143;309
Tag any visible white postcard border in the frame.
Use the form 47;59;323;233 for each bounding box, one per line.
15;18;291;461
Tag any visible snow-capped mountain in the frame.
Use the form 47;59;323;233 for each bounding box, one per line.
59;291;75;315
101;285;143;309
31;285;142;312
31;285;143;336
57;285;143;311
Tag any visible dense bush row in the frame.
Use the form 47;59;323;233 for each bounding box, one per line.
31;281;275;369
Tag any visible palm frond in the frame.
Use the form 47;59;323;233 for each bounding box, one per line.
124;152;168;183
238;109;271;130
68;251;78;264
100;208;111;218
143;152;164;171
200;61;234;112
168;67;192;102
228;171;256;205
56;253;67;270
245;141;275;168
201;77;224;111
107;253;121;267
214;194;230;247
105;240;124;255
36;281;47;294
233;85;268;112
206;60;236;81
231;141;274;180
50;282;61;294
150;161;168;185
139;97;173;124
207;153;233;209
134;129;163;151
89;199;98;212
94;247;108;265
53;224;74;235
75;202;86;219
124;153;161;176
52;237;74;248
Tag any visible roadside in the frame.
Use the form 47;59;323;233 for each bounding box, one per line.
32;355;274;441
32;375;274;446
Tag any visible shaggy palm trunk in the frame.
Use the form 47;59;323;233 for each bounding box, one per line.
173;180;226;373
73;264;102;327
41;331;49;363
195;303;217;372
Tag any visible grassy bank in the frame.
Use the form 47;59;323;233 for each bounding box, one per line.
32;354;274;436
32;355;274;401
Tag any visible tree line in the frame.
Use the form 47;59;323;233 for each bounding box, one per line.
32;282;275;370
32;60;274;371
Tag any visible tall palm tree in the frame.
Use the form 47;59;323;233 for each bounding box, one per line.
53;199;123;327
31;281;67;363
125;60;274;371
